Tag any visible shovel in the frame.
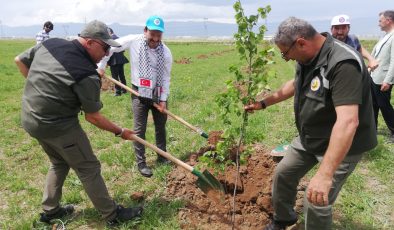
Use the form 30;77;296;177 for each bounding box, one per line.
131;134;225;202
104;75;209;139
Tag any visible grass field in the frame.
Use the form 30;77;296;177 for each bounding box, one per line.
0;39;393;229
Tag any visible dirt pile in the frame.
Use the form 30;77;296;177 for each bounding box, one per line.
101;76;114;91
175;57;192;64
164;144;307;229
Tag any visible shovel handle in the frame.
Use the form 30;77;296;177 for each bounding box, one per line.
131;134;194;173
103;75;140;96
103;75;208;139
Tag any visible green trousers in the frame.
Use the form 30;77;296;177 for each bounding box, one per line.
272;137;362;229
37;126;117;220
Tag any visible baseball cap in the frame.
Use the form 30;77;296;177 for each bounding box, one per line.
79;20;120;47
146;15;165;32
331;14;350;26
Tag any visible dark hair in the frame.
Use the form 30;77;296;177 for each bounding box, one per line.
108;27;114;34
380;10;394;21
43;21;54;30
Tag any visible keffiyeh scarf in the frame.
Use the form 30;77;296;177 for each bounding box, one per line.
137;36;165;103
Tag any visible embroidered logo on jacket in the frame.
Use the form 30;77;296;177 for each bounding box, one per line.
310;76;321;92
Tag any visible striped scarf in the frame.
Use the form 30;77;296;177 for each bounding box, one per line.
137;36;165;103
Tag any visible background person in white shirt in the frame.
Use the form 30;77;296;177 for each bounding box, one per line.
36;21;53;44
98;15;173;177
370;10;394;143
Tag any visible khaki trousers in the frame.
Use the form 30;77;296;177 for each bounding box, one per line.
272;137;362;229
37;126;117;220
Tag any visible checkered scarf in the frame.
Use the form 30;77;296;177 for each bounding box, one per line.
137;36;165;102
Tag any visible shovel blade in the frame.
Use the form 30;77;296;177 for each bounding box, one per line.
195;169;225;203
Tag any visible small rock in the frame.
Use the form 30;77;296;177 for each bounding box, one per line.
130;191;144;201
176;172;186;181
210;214;218;221
239;165;248;174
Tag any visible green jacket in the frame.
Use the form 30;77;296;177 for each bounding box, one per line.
18;38;103;139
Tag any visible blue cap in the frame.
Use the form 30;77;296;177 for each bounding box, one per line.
146;15;165;32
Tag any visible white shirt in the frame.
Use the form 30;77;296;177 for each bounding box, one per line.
36;30;50;44
98;34;173;101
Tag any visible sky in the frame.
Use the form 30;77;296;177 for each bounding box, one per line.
0;0;392;27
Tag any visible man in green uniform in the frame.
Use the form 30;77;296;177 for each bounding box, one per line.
245;17;377;230
15;20;142;226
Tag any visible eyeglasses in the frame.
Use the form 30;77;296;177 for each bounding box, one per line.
281;39;297;59
91;39;111;53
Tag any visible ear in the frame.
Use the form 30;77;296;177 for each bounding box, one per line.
296;38;307;48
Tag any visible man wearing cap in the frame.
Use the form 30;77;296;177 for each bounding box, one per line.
36;21;54;44
370;10;394;143
15;20;142;226
98;15;173;178
331;14;379;70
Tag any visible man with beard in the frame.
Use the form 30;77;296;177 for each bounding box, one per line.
331;14;378;70
98;15;173;177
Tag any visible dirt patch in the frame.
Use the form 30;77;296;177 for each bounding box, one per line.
209;49;234;57
197;54;209;59
165;144;307;229
175;57;192;64
101;77;114;91
195;49;234;60
207;130;223;146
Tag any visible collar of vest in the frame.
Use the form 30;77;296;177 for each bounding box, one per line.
298;33;364;77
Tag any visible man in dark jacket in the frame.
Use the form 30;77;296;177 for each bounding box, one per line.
107;28;129;96
245;17;377;230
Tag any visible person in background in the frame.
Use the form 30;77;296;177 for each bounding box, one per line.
107;28;129;96
97;15;173;178
15;20;142;226
245;17;377;229
331;14;379;70
370;10;394;143
36;21;53;44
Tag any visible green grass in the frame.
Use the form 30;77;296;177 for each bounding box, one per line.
0;39;393;229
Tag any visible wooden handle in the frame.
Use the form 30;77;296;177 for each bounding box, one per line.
104;74;205;136
104;75;140;96
131;135;194;173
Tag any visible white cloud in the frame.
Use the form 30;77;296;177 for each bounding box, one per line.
0;0;392;27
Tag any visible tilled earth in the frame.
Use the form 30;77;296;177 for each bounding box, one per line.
164;144;307;229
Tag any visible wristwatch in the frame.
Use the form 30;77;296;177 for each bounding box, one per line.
260;100;267;109
115;128;124;137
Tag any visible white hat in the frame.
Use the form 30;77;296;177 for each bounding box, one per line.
331;14;350;26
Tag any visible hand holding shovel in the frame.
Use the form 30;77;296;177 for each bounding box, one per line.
130;134;225;202
103;74;209;138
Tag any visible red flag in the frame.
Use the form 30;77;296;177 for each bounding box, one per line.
140;79;151;87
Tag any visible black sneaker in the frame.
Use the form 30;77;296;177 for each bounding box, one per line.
107;205;143;226
138;162;153;177
39;205;74;224
156;155;171;165
389;134;394;143
263;219;297;230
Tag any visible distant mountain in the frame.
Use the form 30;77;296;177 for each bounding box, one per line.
0;17;384;39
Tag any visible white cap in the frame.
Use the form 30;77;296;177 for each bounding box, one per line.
331;14;350;26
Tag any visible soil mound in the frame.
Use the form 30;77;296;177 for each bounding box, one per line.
164;144;307;229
